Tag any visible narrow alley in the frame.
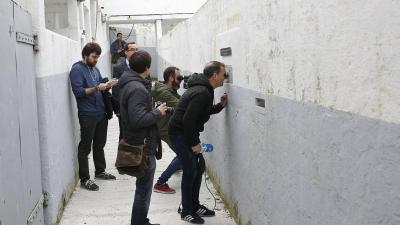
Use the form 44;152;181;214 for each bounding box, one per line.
59;118;236;225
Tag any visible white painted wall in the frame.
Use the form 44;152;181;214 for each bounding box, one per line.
158;1;400;225
159;0;400;124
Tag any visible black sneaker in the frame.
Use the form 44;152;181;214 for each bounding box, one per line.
145;218;160;225
181;212;204;224
81;179;99;191
195;205;215;217
95;172;116;180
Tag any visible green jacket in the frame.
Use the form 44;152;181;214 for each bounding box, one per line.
151;81;180;137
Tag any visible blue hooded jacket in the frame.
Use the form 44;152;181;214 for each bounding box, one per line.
69;61;105;116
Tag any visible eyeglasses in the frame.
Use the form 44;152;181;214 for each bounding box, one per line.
127;48;138;52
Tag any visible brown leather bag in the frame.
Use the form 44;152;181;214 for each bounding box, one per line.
115;139;148;177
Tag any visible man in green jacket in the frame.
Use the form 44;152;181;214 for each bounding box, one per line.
152;67;183;194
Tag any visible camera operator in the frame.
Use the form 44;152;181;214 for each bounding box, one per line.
118;50;167;225
168;61;228;224
151;67;183;194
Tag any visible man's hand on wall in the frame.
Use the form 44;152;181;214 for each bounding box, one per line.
220;92;228;107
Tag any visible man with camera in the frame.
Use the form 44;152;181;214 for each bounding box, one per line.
111;32;127;64
118;50;168;225
168;61;228;224
151;67;184;194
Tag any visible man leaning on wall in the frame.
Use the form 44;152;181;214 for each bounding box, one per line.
69;42;116;192
168;61;228;224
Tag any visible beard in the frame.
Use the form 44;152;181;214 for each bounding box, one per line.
173;81;181;90
85;58;97;67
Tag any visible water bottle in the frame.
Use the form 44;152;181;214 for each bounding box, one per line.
200;143;214;153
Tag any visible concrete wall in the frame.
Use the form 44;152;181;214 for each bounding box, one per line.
11;0;111;224
158;0;400;224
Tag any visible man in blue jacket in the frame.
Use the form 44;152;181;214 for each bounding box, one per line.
69;42;116;191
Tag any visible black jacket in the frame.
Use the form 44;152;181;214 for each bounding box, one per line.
112;60;129;101
168;73;224;147
119;70;161;155
100;78;119;120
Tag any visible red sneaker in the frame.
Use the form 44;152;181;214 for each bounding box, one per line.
154;183;176;194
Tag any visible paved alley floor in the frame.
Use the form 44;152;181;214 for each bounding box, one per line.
59;117;236;225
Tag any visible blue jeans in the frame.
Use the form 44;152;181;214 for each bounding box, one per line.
131;155;156;225
157;156;182;184
170;135;205;214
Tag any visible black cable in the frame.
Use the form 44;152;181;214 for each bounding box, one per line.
123;23;135;41
110;24;134;41
204;164;217;211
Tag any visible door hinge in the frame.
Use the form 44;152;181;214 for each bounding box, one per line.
33;35;39;52
43;192;49;208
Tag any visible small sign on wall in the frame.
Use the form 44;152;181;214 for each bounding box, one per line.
220;47;232;57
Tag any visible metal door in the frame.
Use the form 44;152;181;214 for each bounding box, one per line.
0;1;44;225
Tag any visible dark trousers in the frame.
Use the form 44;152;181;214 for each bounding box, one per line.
170;135;205;214
78;115;108;182
131;156;156;225
156;134;182;184
117;115;123;140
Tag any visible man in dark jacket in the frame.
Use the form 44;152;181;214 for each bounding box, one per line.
112;42;137;140
69;42;116;192
119;50;167;225
110;32;126;64
169;61;228;224
152;67;183;194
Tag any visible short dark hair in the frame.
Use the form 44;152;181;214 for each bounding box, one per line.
124;42;136;51
81;42;102;59
129;50;151;73
117;32;123;36
203;61;225;78
163;67;179;82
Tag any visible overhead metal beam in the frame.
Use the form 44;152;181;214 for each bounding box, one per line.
106;13;193;25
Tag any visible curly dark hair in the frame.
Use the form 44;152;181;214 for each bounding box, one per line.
81;42;102;59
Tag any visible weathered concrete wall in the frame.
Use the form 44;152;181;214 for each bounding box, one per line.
158;0;400;224
159;0;400;124
205;85;400;225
